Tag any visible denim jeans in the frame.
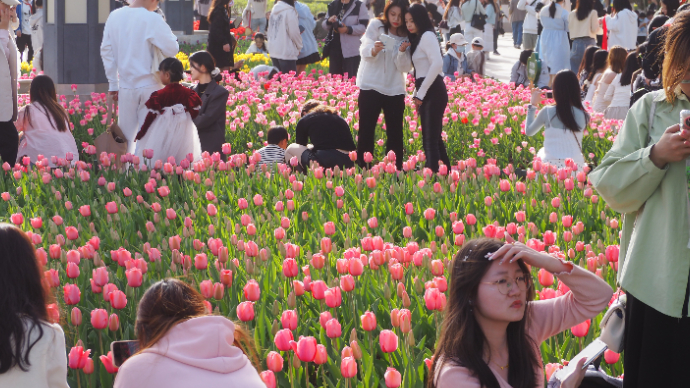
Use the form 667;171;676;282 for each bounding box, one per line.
512;20;524;46
570;37;596;73
251;18;267;33
272;58;297;73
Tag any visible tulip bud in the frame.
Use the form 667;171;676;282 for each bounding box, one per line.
350;340;362;359
271;320;281;336
406;330;416;347
288;291;296;308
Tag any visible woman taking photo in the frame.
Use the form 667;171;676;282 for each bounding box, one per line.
604;0;638;50
323;0;370;78
267;0;303;73
592;45;626;113
113;279;265;388
0;224;69;388
189;51;230;157
590;12;690;387
568;0;598;73
430;238;613;388
539;0;570;84
525;70;589;169
207;0;244;74
402;3;450;173
356;0;411;170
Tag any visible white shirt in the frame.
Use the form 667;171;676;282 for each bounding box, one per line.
411;31;443;100
605;9;638;50
603;73;630;109
100;7;179;91
525;105;586;165
357;20;412;96
16;102;79;166
0;320;69;388
30;8;43;52
21;1;32;35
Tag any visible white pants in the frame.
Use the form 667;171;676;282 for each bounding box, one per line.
118;85;161;153
483;23;494;53
464;26;483;49
284;143;309;165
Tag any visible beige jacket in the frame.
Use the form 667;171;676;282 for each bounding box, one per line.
0;29;18;122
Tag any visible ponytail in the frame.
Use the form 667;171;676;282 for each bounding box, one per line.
549;2;556;18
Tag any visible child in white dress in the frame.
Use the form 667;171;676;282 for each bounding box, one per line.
134;58;203;165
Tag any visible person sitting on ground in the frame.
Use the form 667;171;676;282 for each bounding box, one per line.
113;279;265;388
285;99;356;171
0;223;69;388
442;33;469;81
465;37;485;77
525;70;589;169
429;237;613;388
245;32;269;54
256;126;288;166
509;49;533;87
249;64;279;82
15;75;78;167
134;58;203;165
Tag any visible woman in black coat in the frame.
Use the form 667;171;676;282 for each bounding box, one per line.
207;0;244;73
189;51;230;156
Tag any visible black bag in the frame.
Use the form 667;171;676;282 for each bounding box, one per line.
321;0;363;60
533;0;545;35
470;0;487;31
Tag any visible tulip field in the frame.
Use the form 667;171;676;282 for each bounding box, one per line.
2;72;626;388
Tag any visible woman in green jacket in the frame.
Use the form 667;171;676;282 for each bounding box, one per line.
589;11;690;388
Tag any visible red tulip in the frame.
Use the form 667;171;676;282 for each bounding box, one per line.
91;309;108;330
281;310;298;330
220;269;233;287
63;284;81;305
274;328;294;351
360;311;377;331
109;290;127;309
290;336;317;362
266;351;284;372
604;349;620;364
243;279;261;301
341;357;357;378
537;268;554;287
384;367;402;388
379;330;398;353
68;346;91;369
99;351;119;373
237;301;255;321
260;371;276;388
404;202;414;215
325;318;342;338
570;319;591;338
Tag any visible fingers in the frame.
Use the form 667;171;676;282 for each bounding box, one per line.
665;124;681;134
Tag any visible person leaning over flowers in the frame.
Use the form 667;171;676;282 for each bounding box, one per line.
589;10;690;388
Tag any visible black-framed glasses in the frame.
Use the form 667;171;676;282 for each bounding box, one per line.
481;274;531;295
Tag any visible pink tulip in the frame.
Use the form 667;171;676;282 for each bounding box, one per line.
379;329;398;353
166;208;177;220
290;336;317;362
340;274;355;292
604;349;620;364
63;284;81;305
544;363;561;381
537;268;554;287
399;309;412;333
424;208;436;220
404;202;414;215
109;290;127;309
65;226;79;241
325;318;342;338
266;351;284;372
99;351;119;373
71;307;82;326
323;221;336;235
384;367;402;388
341;356;357;378
274;328;294;351
65;262;80;279
605;245;619;263
92;267;109;287
237;301;255;321
253;194;263;206
311;280;328;300
82;357;94;374
126;267;142;288
349;257;364;276
281;310;298;330
243;279;261;301
10;213;23;226
321;237;332;253
283;258;299;277
543;230;556;246
105;201;118;214
325;287;342;308
367;217;378;228
194;253;208;270
424;287;441;310
91;309;108;330
360;311;377;331
570;319;591;338
108;313;120;331
313;344;328;365
68;346;91;369
551;197;561;208
260;370;276;388
30;217;42;228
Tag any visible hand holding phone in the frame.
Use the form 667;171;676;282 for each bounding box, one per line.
679;110;690;140
552;338;607;383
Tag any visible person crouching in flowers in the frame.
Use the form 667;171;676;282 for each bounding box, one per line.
113;279;265;388
429;237;612;388
134;58;203;165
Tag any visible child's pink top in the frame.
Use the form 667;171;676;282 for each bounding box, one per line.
434;264;613;388
15;103;79;167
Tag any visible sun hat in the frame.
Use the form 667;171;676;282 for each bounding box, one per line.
471;37;484;47
449;33;468;46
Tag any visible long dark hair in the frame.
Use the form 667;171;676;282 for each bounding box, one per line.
611;0;632;13
587;49;608;82
553;70;588;133
443;0;461;21
548;0;563;19
577;45;599;79
24;75;70;133
661;0;680;17
575;0;593;21
379;0;409;35
159;57;185;83
407;3;435;56
620;52;640;87
135;279;261;370
189;51;223;83
429;238;539;388
207;0;231;22
0;224;50;374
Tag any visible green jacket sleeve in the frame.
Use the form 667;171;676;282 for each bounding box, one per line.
589;94;669;214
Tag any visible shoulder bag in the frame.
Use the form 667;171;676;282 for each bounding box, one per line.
94;95;128;167
470;0;487;31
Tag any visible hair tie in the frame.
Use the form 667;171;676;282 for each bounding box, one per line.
211;68;221;77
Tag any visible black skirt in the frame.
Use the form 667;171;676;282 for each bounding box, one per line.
622;273;690;387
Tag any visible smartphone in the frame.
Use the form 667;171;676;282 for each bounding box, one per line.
379;34;397;52
545;91;553;99
679;110;690;138
111;340;139;367
552;338;608;382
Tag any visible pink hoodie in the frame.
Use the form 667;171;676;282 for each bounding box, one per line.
113;316;265;388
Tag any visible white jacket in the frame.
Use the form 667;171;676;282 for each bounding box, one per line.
356;19;412;96
0;30;18;122
605;9;637;50
267;1;303;60
517;0;543;34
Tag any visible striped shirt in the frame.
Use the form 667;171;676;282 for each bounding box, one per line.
257;145;285;166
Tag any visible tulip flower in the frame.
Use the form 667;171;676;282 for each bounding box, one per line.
71;307;82;326
91;309;108;330
341;356;357;378
311;280;328;300
105;201;118;214
65;262;80;279
399;309;412;333
260;371;276;388
325;318;342;338
604;349;620;364
10;212;23;226
65;226;79;241
325;287;342;308
379;330;398;353
283;258;299;278
361;311;377;331
274;328;294;351
266;351;284;372
83;358;94;374
570;319;591;337
237;301;255;321
108;313;120;331
384;367;402;388
109;290;127;309
290;336;317;362
340;274;355;292
63;284;81;305
68;346;91;369
281;310;298;330
537;268;554;287
99;351;119;373
126;267;143;287
313;344;328;365
243;279;261;301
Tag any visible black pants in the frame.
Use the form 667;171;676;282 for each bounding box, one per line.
356;90;405;170
329;50;361;79
301;149;354;170
16;33;33;63
0;121;18;166
199;18;210;31
272;58;297;73
623;274;690;388
493;27;499;52
415;76;450;173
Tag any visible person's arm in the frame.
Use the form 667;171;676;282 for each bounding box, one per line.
393;44;413;73
46;325;71;388
99;21;119;92
524;105;548;136
517;0;528;12
588;95;671;214
187;90;203;120
529;264;613;343
605;14;619;32
135;91;161;141
510;61;519;84
303;7;317;31
295;116;309;146
589;10;599;35
148;13;180;57
603;75;617;102
359;20;379;58
414;32;443;101
14;106;26;132
287;10;304;51
193;88;229;131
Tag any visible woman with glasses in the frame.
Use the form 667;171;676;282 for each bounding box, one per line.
427;238;613;388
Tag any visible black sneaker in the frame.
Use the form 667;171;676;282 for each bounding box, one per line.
494;50;501;55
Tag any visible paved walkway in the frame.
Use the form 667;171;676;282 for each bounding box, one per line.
485;32;522;84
